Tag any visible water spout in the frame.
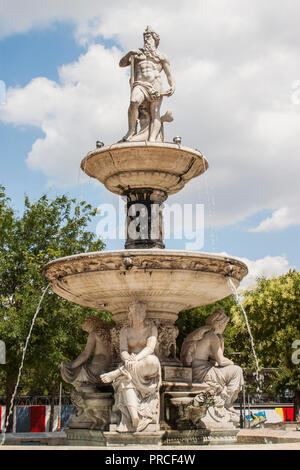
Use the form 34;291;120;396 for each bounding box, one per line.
0;284;50;446
227;278;262;397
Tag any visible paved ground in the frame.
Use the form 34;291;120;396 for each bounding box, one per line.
1;443;300;450
1;428;300;450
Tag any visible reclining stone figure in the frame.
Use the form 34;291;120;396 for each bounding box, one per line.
61;316;112;392
180;309;244;427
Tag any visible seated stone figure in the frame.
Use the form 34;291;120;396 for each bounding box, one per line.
61;316;112;392
101;301;161;432
180;309;244;427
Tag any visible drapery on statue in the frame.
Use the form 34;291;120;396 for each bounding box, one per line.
119;25;175;143
101;301;161;432
180;309;244;426
61;316;112;392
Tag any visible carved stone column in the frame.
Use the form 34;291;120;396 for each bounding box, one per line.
125;189;166;250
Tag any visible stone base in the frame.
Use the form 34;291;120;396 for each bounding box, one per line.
237;428;300;444
163;429;239;446
162;366;192;383
68;391;113;431
161;381;242;431
104;430;166;447
66;428;106;446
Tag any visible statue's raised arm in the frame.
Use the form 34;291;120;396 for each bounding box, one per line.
119;26;175;143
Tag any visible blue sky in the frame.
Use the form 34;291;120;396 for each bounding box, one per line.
0;1;299;288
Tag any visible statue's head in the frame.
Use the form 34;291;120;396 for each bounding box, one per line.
128;301;147;325
143;25;160;48
82;315;111;335
205;309;229;334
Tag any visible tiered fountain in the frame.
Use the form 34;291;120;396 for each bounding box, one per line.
43;26;248;446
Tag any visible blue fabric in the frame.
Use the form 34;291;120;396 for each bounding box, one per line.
16;406;31;432
61;405;75;429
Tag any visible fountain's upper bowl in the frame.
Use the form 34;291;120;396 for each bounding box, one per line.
81;142;208;196
42;249;248;323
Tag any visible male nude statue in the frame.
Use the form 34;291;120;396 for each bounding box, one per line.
119;26;175;142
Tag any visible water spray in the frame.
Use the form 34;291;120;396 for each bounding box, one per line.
0;284;50;446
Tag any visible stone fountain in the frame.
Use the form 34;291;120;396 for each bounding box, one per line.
42;26;248;446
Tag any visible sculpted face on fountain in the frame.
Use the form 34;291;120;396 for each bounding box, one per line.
128;300;147;327
205;309;230;335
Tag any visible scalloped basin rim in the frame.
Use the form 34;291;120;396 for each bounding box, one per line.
43;249;247;270
80;142;209;197
84;141;206;160
42;250;248;314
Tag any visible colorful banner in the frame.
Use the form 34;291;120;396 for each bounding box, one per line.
1;404;294;432
245;407;294;425
15;406;46;432
12;405;75;433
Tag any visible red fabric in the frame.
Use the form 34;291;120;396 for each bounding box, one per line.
282;407;287;421
30;406;46;432
282;407;294;422
286;407;294;422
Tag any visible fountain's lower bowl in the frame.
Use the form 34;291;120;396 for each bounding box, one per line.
42;250;248;323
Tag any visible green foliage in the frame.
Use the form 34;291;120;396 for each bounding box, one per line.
176;295;237;354
231;270;300;395
178;270;300;398
0;186;111;396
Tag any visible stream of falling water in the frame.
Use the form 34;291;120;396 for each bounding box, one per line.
0;284;50;446
227;277;262;396
202;160;218;253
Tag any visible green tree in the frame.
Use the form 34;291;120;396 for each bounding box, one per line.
176;294;238;355
230;271;300;420
177;271;300;420
0;186;110;430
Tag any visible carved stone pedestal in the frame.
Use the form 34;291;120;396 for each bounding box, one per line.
66;429;106;446
161;379;241;432
104;429;166;447
163;429;239;446
68;390;113;431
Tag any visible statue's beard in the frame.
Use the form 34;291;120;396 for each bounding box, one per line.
144;40;159;60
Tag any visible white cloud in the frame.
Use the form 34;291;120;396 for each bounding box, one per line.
1;44;128;186
217;252;291;290
250;207;300;232
0;1;300;230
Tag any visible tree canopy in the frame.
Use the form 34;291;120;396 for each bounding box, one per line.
0;186;110;407
177;270;300;417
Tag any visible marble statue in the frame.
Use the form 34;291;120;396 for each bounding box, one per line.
101;301;161;432
180;309;244;427
61;316;112;391
119;25;175;143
